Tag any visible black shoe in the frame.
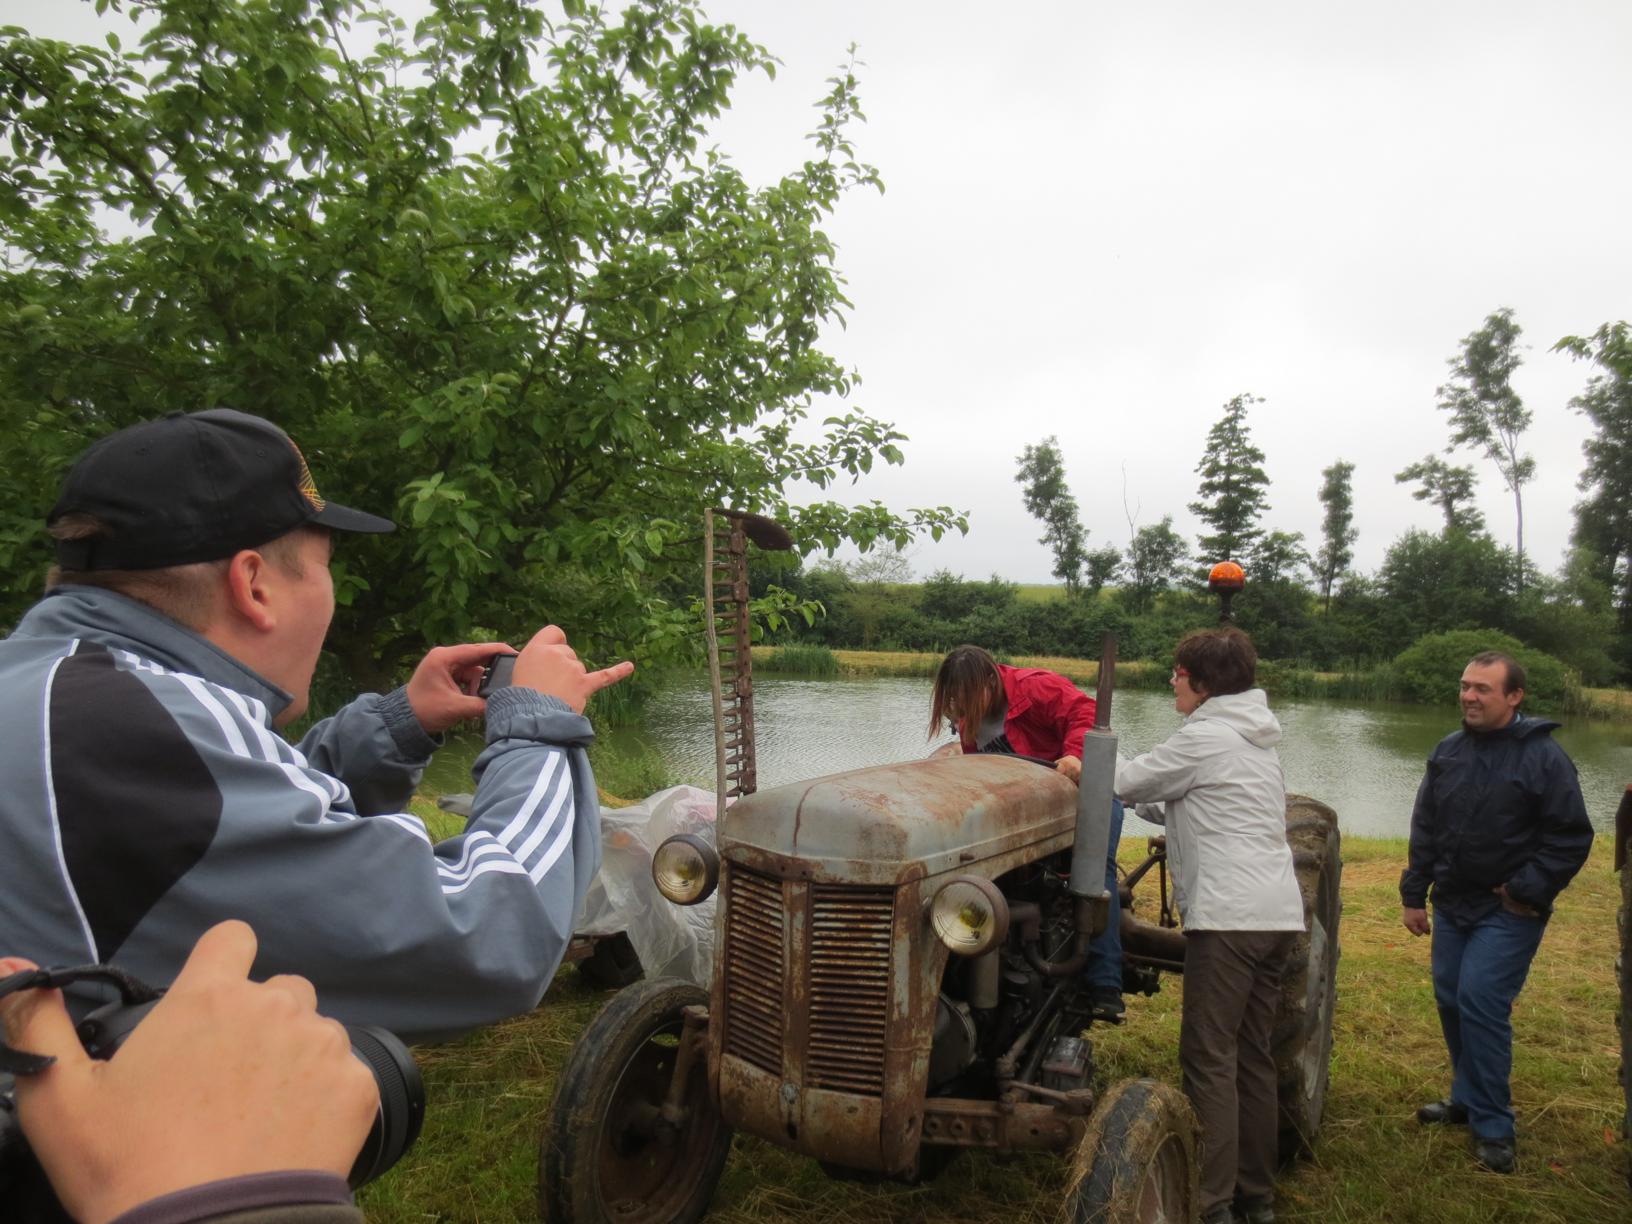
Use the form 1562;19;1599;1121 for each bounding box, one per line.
1089;990;1125;1023
1474;1137;1516;1174
1236;1196;1275;1224
1416;1098;1469;1125
1199;1206;1234;1224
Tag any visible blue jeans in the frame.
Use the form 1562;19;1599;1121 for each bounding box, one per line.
1430;907;1547;1141
1085;798;1125;996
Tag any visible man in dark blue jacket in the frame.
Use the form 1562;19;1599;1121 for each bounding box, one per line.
1400;651;1593;1174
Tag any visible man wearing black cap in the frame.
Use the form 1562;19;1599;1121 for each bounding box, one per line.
0;409;632;1041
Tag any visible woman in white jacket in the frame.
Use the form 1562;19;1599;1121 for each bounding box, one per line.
1115;627;1303;1224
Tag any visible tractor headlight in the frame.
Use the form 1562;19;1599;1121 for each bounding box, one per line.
929;875;1009;957
652;834;719;905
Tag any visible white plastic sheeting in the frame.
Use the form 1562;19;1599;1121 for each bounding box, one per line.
576;785;719;986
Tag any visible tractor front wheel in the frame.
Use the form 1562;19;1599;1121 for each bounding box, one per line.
539;978;731;1224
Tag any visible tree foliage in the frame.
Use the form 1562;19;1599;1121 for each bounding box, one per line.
1084;545;1122;597
1391;628;1571;709
1395;455;1485;534
1556;321;1632;635
1189;393;1269;565
1376;528;1519;644
1509;549;1619;686
1122;516;1188;614
1436;307;1534;577
821;547;911;648
1250;529;1309;587
0;0;964;684
1314;460;1356;612
1015;435;1088;595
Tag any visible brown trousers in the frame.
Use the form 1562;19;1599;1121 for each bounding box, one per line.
1180;928;1296;1214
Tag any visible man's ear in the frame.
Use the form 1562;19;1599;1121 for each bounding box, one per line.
223;549;277;633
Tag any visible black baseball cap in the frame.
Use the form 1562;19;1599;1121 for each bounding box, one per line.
49;408;395;572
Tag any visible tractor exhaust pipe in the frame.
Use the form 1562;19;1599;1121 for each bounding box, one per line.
1067;633;1118;944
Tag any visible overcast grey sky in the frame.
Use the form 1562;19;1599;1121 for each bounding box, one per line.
697;0;1632;583
17;1;1632;584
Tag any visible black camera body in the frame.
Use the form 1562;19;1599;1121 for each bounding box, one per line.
0;964;424;1217
477;651;517;698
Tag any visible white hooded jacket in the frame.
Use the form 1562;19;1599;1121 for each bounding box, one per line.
1114;689;1304;932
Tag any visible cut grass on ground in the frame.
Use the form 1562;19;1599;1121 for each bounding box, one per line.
363;830;1627;1223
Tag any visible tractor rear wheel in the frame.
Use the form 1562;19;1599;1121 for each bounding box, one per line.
1274;795;1341;1163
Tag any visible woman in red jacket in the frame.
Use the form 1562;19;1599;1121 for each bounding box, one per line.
928;645;1124;1018
929;644;1097;778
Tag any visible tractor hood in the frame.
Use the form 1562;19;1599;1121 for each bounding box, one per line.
719;755;1079;886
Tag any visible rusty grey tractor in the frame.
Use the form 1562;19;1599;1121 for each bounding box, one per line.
539;748;1340;1224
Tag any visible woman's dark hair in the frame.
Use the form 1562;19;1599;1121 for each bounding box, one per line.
1173;626;1258;698
929;645;1005;739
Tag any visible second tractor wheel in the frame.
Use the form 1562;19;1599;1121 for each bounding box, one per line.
1063;1077;1199;1224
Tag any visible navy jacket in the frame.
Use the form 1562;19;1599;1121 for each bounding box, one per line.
1400;713;1593;925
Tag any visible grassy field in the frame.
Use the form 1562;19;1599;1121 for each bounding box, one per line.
361;810;1628;1223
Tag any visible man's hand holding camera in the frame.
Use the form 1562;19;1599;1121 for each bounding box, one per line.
0;922;377;1224
406;640;515;734
408;627;633;735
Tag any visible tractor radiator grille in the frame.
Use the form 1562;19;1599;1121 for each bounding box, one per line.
722;865;785;1074
806;884;895;1095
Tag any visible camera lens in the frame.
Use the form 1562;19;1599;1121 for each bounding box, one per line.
344;1025;425;1189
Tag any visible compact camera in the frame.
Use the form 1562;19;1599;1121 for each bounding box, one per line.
477;651;517;697
0;962;424;1217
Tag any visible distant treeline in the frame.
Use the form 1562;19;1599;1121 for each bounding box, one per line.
756;540;1614;691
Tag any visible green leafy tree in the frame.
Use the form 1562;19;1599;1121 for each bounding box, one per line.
1314;460;1357;612
1510;549;1619;685
1084;546;1122;597
1233;530;1313;659
918;569;981;624
1190;393;1270;565
1437;308;1535;579
1376;528;1519;644
1395;455;1485;534
829;547;912;649
1555;322;1632;637
1015;436;1088;595
1391;628;1571;709
0;0;964;685
1122;516;1188;614
1250;530;1310;587
916;570;1018;632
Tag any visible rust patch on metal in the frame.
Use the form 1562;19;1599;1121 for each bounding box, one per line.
921;1099;1083;1152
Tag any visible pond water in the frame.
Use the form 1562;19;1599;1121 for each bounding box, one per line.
606;675;1632;840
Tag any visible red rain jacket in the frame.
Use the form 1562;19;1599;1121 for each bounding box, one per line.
957;665;1097;761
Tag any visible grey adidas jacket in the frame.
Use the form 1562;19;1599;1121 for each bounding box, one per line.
0;586;601;1041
